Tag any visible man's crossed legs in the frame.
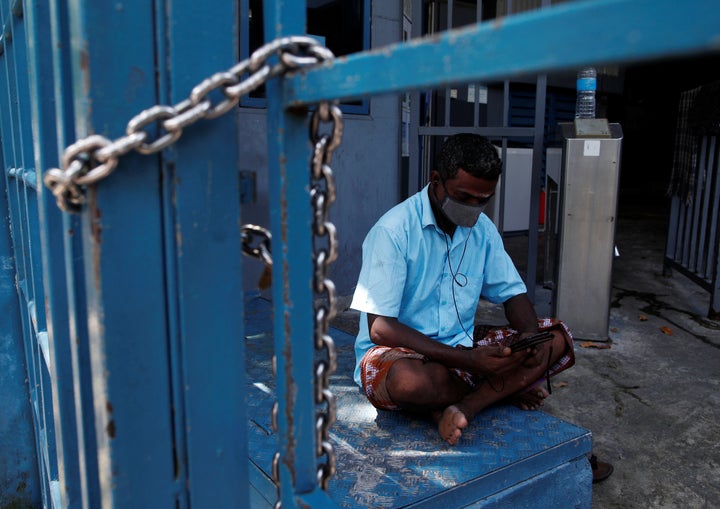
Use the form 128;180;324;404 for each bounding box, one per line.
359;319;575;445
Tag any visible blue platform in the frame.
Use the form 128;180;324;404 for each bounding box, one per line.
244;295;592;508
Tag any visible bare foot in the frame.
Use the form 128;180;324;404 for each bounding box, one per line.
510;386;549;410
437;405;468;445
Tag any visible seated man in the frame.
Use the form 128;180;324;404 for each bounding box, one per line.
351;133;575;445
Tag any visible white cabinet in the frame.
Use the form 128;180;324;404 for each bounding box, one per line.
486;147;533;233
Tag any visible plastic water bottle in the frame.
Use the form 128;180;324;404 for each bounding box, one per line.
575;67;597;119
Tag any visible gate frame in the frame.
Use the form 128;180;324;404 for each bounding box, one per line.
2;0;720;507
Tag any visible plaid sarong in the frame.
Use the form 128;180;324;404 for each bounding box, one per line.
359;318;575;411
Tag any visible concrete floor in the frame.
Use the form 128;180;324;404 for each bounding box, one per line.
542;207;720;509
330;201;720;508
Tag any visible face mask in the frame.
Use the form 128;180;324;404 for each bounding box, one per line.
438;179;489;227
440;195;486;227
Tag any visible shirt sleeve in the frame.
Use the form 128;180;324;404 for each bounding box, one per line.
350;225;408;317
480;227;527;304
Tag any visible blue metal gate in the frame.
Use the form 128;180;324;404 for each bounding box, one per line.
665;127;720;318
2;0;720;507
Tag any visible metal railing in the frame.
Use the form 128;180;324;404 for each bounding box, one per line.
665;135;720;318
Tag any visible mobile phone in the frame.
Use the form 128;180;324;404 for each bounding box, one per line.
508;331;554;352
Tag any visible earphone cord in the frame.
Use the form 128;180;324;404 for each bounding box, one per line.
445;231;506;393
444;231;472;343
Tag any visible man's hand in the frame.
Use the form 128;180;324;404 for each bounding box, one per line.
501;291;549;372
517;343;547;369
505;331;550;369
465;344;530;377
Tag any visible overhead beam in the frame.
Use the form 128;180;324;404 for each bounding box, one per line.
286;0;720;105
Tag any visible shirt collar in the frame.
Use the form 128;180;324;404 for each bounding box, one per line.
421;184;440;230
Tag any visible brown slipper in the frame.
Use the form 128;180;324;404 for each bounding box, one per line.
589;454;614;483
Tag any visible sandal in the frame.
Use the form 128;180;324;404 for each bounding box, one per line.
589;454;614;483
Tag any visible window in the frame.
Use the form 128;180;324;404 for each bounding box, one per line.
240;0;371;114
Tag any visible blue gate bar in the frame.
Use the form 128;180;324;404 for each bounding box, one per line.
1;1;55;505
285;0;720;106
263;0;325;506
161;0;249;506
11;8;47;337
51;0;103;503
26;0;98;506
63;1;177;505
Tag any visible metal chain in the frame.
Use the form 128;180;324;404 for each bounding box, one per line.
269;103;342;508
43;36;334;213
310;102;342;490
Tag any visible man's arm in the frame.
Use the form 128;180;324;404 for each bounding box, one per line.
503;293;539;334
367;313;526;377
503;293;551;368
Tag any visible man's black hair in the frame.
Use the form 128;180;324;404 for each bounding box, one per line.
436;133;502;181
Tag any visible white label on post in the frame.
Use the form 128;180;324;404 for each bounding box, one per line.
584;140;601;157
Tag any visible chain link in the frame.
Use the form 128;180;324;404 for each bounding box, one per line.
310;103;342;491
241;225;272;267
271;452;282;509
269;103;342;503
43;36;333;213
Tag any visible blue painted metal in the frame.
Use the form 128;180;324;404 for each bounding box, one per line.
263;0;323;506
0;163;41;509
239;0;371;115
161;0;249;506
0;0;46;505
26;0;100;506
4;0;249;505
3;0;720;507
240;170;257;204
286;0;720;105
63;1;176;505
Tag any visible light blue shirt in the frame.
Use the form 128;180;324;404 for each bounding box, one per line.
350;185;526;386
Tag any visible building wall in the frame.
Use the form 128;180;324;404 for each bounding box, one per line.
239;0;403;299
